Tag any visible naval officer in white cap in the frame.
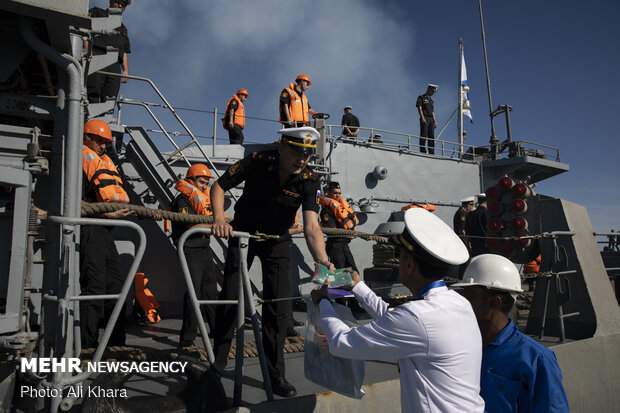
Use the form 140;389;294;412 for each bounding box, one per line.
312;208;485;412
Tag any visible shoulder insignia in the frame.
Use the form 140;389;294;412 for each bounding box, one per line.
301;172;308;179
303;170;318;180
316;190;321;204
281;91;289;98
180;207;189;214
461;216;466;221
253;152;277;162
323;213;330;221
229;161;241;175
267;165;274;172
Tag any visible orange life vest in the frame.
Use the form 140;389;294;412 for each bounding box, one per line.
319;196;359;230
134;273;161;324
82;146;129;203
223;94;246;129
402;203;436;212
174;179;212;216
523;255;541;274
280;83;309;125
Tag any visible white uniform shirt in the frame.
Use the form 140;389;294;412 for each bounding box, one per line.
319;282;485;413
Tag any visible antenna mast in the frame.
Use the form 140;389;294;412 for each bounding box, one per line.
477;0;498;153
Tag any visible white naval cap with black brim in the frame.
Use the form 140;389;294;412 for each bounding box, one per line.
389;208;469;267
277;126;319;155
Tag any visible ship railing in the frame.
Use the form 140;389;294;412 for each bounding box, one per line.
97;71;237;201
44;216;146;411
499;138;561;162
177;227;273;405
325;124;478;160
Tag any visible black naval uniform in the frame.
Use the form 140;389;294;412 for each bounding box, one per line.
453;208;469;242
320;205;359;272
86;7;131;104
453;207;470;278
170;194;219;344
80;171;126;348
466;205;488;257
416;93;435;154
212;150;320;380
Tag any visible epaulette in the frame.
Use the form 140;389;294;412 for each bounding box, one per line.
251;151;277;162
302;169;318;181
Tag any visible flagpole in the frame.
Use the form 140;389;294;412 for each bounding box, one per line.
458;38;464;157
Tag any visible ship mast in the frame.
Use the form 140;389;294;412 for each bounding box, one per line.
458;38;464;157
477;0;498;154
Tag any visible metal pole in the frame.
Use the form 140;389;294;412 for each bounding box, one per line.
458;38;464;157
213;107;217;157
233;239;246;405
477;0;498;148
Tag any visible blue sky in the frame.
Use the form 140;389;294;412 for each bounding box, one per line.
94;0;620;232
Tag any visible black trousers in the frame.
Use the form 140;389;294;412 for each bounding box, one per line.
326;240;359;272
87;63;121;104
79;225;126;348
180;245;219;342
213;237;290;380
419;119;435;154
227;125;245;145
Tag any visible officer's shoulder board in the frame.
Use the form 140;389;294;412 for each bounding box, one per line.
302;169;318;181
251;152;276;162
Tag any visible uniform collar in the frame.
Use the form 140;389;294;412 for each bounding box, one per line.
487;319;518;348
416;280;447;297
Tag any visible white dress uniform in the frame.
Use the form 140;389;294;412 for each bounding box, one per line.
316;208;485;412
319;282;485;412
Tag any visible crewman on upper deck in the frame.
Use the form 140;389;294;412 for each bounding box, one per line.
467;193;489;257
453;254;570;412
341;106;360;138
279;74;317;127
223;89;249;145
80;119;133;348
210;126;334;398
319;182;359;272
86;0;131;108
170;164;220;347
416;84;438;154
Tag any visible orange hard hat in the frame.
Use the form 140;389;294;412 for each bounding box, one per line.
186;163;214;179
84;119;113;141
236;88;249;97
295;74;311;86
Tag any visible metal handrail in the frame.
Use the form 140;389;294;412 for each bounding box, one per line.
45;216;146;409
176;227;273;404
100;71;238;201
326;124;478;160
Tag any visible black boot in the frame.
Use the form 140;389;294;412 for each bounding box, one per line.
269;377;297;398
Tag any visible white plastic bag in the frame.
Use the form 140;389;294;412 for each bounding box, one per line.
304;298;365;399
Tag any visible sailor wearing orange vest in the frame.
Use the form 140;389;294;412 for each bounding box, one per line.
170;164;221;347
319;182;359;272
279;74;317;127
223;88;249;145
80;119;134;348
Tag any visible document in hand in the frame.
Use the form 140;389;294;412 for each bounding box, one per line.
312;263;353;288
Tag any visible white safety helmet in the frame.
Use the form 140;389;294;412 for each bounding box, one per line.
452;254;523;298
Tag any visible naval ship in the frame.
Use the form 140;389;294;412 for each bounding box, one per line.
1;1;619;412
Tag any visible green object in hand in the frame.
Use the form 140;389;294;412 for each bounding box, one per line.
312;264;353;288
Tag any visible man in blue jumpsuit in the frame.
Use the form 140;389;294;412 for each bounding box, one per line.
453;254;570;412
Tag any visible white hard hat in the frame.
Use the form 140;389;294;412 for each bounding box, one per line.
453;254;523;297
